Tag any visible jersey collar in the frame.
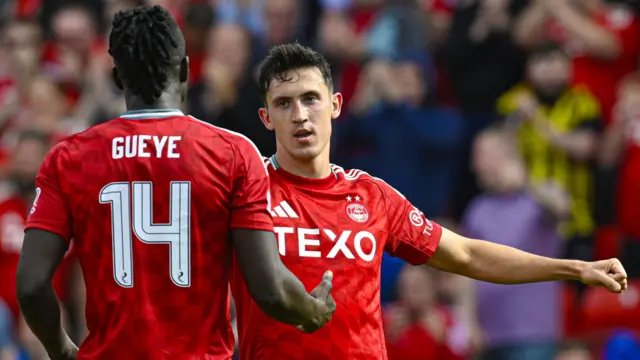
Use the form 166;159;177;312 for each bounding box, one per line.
120;109;184;120
269;155;339;189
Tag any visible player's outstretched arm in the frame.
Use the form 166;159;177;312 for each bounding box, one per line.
232;229;336;332
16;229;77;360
427;228;628;293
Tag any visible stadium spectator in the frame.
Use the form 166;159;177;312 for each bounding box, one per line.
384;265;462;360
337;57;462;219
440;0;528;219
463;128;565;360
42;4;99;106
0;131;50;318
0;131;76;329
182;1;215;84
0;18;42;153
319;0;429;110
599;71;640;278
188;23;276;155
514;0;639;125
335;55;461;304
497;42;600;265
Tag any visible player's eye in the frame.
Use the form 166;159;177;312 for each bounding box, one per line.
304;96;319;104
277;100;290;108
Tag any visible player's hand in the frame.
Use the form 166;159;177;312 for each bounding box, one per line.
297;270;336;333
580;258;628;294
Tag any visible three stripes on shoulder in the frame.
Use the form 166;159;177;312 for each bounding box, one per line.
270;201;299;218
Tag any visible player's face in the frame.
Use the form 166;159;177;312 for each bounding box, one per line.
259;67;342;161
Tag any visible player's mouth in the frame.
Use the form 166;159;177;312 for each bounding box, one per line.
293;129;313;142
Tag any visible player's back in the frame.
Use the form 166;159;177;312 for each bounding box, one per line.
56;110;262;359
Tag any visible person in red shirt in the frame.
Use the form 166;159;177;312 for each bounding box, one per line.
384;266;462;360
230;43;629;360
0;130;75;319
514;0;639;125
15;6;335;360
599;71;640;277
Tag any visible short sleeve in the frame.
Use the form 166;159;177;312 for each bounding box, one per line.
230;137;273;232
25;143;72;242
382;183;442;265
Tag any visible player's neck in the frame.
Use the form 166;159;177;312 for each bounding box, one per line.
275;150;331;179
125;93;182;112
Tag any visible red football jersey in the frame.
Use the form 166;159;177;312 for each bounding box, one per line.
25;109;273;360
230;156;443;360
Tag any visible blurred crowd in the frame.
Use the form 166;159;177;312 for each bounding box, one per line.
1;0;640;359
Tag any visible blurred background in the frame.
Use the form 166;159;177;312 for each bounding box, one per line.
1;0;640;359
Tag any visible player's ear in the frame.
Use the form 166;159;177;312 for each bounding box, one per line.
180;57;189;84
112;67;123;90
258;107;275;131
179;57;189;103
331;92;343;120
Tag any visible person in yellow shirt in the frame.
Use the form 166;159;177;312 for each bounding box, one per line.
497;41;601;261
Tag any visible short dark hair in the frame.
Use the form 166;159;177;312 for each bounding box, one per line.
257;43;333;102
108;5;185;105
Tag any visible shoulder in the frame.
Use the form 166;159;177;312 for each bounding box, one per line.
51;119;121;156
565;85;601;116
333;165;406;201
568;85;598;101
497;83;531;114
43;136;76;164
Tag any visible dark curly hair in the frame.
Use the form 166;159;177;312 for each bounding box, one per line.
108;5;185;105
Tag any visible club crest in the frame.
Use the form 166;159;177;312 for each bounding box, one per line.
346;203;369;223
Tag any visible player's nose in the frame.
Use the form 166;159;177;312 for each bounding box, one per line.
290;101;309;124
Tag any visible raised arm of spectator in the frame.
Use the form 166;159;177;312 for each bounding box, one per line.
547;0;620;60
513;0;549;50
532;114;600;162
599;75;640;166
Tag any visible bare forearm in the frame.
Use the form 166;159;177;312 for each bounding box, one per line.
553;3;620;59
550;132;597;161
232;229;322;327
269;267;324;326
244;266;321;327
537;119;597;160
462;240;585;284
513;3;548;49
16;282;74;359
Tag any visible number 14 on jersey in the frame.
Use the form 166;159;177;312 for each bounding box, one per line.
99;182;191;288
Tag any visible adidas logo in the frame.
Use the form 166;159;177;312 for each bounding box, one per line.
270;200;299;218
